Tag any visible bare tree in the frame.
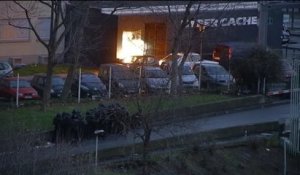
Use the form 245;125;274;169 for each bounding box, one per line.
167;1;230;95
132;94;166;175
6;1;72;110
168;1;194;95
60;2;90;102
60;2;122;102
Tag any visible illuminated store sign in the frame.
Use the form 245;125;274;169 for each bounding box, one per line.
188;16;258;28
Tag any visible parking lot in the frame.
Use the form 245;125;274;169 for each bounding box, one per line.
0;54;239;108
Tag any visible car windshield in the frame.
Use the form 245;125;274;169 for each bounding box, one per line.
281;60;292;71
10;80;31;88
204;65;229;75
52;77;64;86
113;67;138;80
182;66;194;75
82;75;101;83
145;69;168;78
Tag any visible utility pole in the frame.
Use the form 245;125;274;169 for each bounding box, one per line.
258;2;269;50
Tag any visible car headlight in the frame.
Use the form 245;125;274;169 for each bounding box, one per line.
193;80;199;85
81;85;89;91
159;60;164;66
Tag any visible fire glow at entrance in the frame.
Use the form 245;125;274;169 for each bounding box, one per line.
118;30;145;63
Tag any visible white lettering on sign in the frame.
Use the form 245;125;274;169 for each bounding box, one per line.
185;16;258;28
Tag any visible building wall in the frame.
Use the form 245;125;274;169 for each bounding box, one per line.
115;8;260;60
117;14;170;59
0;1;64;65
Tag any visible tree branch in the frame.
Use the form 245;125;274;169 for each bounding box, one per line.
38;0;52;9
13;1;49;49
8;21;31;30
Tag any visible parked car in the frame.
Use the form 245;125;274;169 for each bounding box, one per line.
281;24;290;44
136;66;170;93
192;60;234;88
159;52;201;73
0;77;39;100
180;64;199;88
0;62;13;78
99;64;139;95
129;55;159;68
265;59;294;97
71;73;107;99
31;74;65;98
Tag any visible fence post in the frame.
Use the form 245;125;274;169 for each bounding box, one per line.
16;73;19;108
198;62;202;91
108;66;112;99
138;66;142;95
77;67;81;104
263;77;266;95
257;78;261;94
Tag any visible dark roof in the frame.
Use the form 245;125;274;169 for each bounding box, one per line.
90;1;191;8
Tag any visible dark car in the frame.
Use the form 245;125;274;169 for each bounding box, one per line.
129;55;159;68
0;77;39;100
135;66;170;93
31;74;65;98
192;60;234;88
99;64;139;96
71;73;107;99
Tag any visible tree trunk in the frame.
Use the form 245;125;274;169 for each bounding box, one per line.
169;2;193;96
170;52;178;95
61;64;77;101
142;124;151;175
61;4;90;102
42;58;54;111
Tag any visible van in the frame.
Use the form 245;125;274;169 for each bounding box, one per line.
159;52;201;73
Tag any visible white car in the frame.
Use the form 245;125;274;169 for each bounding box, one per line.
159;52;201;73
281;25;290;44
180;64;199;88
0;62;13;78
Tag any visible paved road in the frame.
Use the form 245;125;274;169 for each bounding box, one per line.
30;103;290;162
0;103;291;173
0;103;291;172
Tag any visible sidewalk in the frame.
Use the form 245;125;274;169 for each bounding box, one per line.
30;103;290;162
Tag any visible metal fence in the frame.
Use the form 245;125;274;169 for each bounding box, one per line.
288;58;300;155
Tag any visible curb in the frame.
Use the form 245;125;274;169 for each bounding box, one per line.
154;97;289;126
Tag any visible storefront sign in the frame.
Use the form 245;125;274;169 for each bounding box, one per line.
188;16;258;28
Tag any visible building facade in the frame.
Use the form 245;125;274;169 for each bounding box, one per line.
0;1;64;66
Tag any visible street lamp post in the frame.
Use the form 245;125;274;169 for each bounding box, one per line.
94;129;104;169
